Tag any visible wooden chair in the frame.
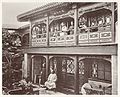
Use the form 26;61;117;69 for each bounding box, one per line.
84;87;104;95
84;87;92;95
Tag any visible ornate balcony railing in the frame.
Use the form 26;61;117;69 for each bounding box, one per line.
49;31;76;46
78;25;112;44
32;38;47;47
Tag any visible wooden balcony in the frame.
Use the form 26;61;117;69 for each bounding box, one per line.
30;24;113;47
32;38;47;47
49;31;76;46
78;25;112;44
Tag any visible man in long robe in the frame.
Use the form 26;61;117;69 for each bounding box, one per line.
45;69;57;89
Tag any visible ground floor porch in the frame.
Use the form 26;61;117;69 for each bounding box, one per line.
22;45;117;95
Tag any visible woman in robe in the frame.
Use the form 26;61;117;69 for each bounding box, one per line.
45;68;57;90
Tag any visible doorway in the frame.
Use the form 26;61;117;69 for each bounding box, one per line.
78;57;111;93
49;56;75;93
32;55;46;84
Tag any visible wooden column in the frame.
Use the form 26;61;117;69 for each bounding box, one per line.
28;19;32;47
46;55;49;79
111;3;115;43
111;54;118;95
27;55;32;78
24;53;28;78
29;56;33;81
31;55;34;82
115;21;118;43
74;56;79;94
46;15;49;46
74;5;78;45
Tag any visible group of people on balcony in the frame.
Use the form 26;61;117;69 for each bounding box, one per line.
32;24;47;39
32;10;112;39
78;13;111;34
50;21;74;37
32;20;74;39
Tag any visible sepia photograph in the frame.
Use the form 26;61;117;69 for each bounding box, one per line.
1;0;118;95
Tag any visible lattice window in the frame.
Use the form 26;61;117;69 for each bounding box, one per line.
79;61;84;74
62;58;66;72
32;26;40;39
42;58;46;68
67;59;75;74
32;24;47;39
91;59;111;81
50;58;57;72
92;61;98;77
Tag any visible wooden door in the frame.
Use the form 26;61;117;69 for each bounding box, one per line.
50;57;75;92
33;56;46;84
78;58;92;91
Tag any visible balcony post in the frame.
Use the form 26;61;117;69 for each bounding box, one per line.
46;55;49;79
74;55;79;94
46;14;49;46
111;3;115;42
111;54;118;95
29;19;32;47
22;53;28;78
73;4;78;45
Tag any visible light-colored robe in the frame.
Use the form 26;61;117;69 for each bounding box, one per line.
81;83;91;95
45;73;57;89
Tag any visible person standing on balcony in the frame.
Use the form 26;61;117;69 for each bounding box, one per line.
60;22;68;36
68;21;74;35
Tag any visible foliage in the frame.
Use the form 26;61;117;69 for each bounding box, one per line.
2;28;23;89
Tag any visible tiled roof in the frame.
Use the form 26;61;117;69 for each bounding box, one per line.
18;24;30;29
17;2;68;22
2;23;29;30
17;2;102;22
2;24;19;29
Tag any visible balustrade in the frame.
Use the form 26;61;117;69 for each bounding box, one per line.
49;31;75;46
30;3;114;47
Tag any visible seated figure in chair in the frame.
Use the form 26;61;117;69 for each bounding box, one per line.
81;81;92;95
45;68;57;90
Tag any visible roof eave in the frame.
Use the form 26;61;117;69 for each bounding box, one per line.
17;2;69;22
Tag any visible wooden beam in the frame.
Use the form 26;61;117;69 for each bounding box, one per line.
29;20;32;47
111;3;115;43
46;15;49;46
31;55;34;82
74;5;78;45
23;44;117;55
46;55;49;79
23;53;28;78
74;56;79;94
111;54;118;94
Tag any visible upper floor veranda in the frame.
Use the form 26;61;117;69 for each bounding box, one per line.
18;2;118;48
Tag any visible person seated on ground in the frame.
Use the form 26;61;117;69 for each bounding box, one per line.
81;82;92;95
27;78;39;88
18;77;27;87
45;68;57;90
17;77;28;94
